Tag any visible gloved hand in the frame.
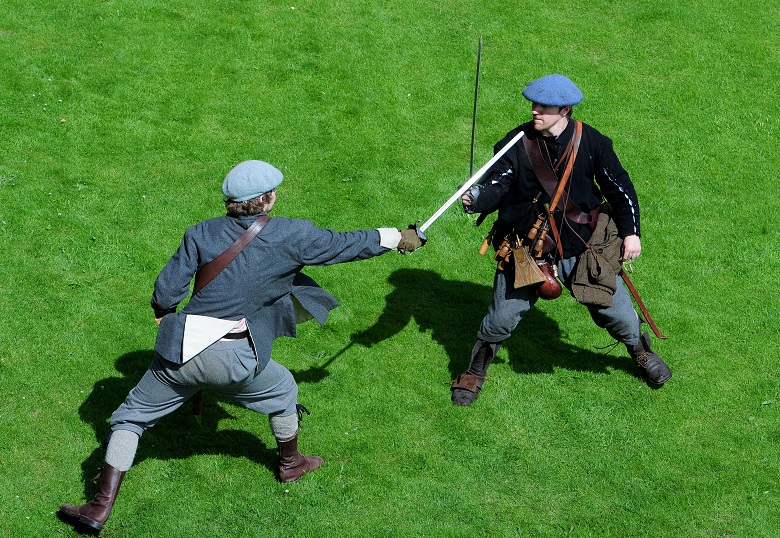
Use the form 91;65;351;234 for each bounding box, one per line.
461;185;479;209
397;224;427;254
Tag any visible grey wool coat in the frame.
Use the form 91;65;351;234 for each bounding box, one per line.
151;212;390;370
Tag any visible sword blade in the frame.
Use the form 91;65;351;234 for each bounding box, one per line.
419;130;524;232
469;37;482;178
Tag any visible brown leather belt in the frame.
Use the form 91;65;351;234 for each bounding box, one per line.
567;205;600;231
221;331;249;340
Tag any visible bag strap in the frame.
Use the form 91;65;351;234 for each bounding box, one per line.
549;120;582;210
524;121;583;258
523;120;591;225
524;134;568;207
192;215;270;296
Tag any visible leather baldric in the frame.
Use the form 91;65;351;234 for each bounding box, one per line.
523;120;591;225
192;215;270;295
524;120;590;258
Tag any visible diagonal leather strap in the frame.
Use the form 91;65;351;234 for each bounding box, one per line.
525;121;583;258
524;134;563;208
548;121;582;258
192;215;270;295
189;214;269;417
523;121;591;225
550;120;582;211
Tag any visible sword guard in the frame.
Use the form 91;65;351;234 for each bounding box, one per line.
411;221;428;246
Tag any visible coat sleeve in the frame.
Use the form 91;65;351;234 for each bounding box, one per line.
150;227;200;317
592;134;640;238
292;220;389;266
466;128;524;214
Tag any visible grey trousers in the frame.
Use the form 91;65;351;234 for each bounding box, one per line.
109;338;298;437
477;256;640;346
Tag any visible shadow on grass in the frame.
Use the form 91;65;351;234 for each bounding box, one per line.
71;267;639;499
74;350;276;500
346;268;637;382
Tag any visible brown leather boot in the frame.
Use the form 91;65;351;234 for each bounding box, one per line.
276;434;323;483
627;331;671;386
451;340;502;406
60;464;125;533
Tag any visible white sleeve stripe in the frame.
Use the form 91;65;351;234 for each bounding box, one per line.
601;167;639;234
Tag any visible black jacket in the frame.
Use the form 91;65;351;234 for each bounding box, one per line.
469;119;640;258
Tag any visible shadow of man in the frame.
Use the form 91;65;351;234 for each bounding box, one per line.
75;350;276;501
349;268;635;384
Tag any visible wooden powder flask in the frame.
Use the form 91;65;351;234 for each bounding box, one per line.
532;220;550;258
489;214;546;270
478;224;496;256
482;214;560;300
494;237;512;270
526;214;562;300
526;214;544;244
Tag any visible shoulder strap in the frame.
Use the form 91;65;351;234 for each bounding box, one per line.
549;120;582;210
525;121;582;258
523;135;560;203
523;121;584;210
192;215;270;296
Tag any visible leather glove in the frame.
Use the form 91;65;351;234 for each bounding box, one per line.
397;224;427;254
461;185;480;214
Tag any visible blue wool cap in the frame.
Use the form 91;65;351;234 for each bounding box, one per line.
522;74;583;107
222;160;284;202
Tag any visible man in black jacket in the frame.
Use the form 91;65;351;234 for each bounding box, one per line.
451;74;670;406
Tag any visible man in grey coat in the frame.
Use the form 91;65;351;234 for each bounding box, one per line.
60;160;423;534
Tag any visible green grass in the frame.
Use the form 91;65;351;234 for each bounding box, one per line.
1;0;778;536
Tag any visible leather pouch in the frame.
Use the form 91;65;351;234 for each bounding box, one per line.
512;245;546;289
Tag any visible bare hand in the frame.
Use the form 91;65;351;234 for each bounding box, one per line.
621;235;642;262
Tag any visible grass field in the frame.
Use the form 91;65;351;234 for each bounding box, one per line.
1;1;778;537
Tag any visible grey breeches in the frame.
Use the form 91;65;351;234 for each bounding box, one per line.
477;255;640;345
109;338;298;437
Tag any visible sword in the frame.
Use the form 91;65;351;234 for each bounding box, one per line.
419;130;525;233
469;37;482;178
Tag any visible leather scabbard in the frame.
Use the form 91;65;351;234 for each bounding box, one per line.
620;270;667;339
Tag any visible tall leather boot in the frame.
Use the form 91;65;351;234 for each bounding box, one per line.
60;464;125;533
276;434;323;483
451;339;502;406
627;331;671;386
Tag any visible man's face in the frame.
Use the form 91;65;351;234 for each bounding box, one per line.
263;188;277;212
531;102;570;135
